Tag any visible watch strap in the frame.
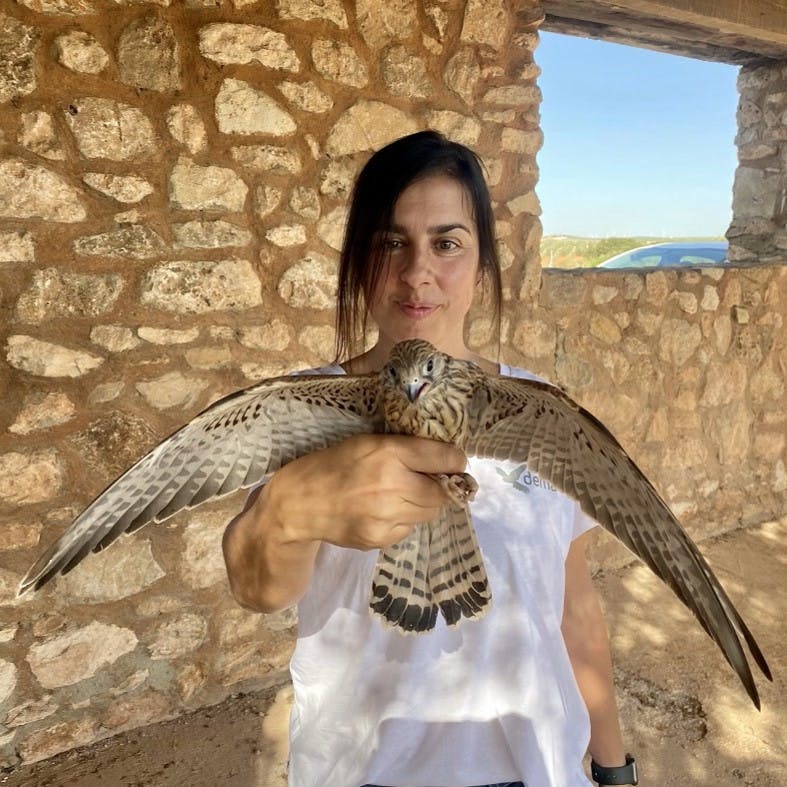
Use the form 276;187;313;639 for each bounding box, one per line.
591;754;638;785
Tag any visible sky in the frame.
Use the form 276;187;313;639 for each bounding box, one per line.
535;31;740;238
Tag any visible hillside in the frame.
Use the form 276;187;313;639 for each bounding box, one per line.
540;235;726;268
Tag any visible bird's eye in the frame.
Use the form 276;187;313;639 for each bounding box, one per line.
425;358;434;373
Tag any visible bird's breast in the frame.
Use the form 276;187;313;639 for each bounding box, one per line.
383;394;468;444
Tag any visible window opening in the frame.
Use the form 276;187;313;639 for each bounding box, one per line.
536;32;738;269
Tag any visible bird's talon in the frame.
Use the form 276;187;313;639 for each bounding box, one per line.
436;472;478;506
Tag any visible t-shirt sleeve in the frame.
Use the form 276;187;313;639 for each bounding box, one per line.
571;504;597;540
502;364;600;543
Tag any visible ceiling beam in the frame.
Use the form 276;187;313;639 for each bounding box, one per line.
540;1;787;64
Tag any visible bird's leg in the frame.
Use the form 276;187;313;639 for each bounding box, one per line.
432;472;478;506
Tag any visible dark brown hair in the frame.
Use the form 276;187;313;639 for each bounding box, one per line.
334;130;502;361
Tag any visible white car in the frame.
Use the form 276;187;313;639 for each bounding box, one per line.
597;241;728;269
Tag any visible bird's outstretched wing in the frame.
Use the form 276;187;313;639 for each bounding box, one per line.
370;505;490;632
465;374;772;708
19;373;381;595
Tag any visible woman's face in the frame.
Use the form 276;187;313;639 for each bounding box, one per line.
367;174;480;358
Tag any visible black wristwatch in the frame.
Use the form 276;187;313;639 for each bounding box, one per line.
591;754;638;785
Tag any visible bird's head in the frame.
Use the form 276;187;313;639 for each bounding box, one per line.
380;339;448;404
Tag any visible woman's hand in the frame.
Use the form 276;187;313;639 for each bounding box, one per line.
268;433;467;549
222;434;466;613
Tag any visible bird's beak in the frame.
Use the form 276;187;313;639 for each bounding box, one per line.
404;379;427;402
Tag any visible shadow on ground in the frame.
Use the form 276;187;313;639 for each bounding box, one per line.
2;520;784;787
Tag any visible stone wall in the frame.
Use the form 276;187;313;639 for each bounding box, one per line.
0;0;784;772
728;60;787;261
513;265;785;561
0;0;548;767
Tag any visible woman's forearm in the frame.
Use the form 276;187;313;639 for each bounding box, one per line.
562;534;627;770
222;477;320;613
565;612;626;766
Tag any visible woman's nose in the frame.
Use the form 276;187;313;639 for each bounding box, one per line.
398;243;432;285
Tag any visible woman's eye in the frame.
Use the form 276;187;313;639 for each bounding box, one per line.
383;237;404;250
435;239;459;251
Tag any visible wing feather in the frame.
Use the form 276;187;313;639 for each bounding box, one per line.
429;505;490;626
371;522;437;632
20;374;381;594
465;375;771;707
370;504;491;632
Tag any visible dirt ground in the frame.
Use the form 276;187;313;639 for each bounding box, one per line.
2;518;784;787
0;688;289;787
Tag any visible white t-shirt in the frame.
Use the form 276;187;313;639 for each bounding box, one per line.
286;364;596;787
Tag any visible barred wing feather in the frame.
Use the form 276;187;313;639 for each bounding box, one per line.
465;375;771;708
370;505;491;633
19;374;380;595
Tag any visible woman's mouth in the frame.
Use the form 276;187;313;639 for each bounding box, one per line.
398;302;438;319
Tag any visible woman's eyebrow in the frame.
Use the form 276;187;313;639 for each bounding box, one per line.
430;222;472;234
386;222;472;234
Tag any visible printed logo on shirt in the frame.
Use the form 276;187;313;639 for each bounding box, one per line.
495;463;557;494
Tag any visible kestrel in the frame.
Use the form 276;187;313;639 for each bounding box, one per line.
19;339;771;707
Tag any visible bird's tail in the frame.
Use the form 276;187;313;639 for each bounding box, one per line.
370;506;491;633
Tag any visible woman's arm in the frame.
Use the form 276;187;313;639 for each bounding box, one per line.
222;433;466;612
562;530;628;772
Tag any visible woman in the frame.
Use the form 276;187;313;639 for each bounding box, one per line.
223;131;635;787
